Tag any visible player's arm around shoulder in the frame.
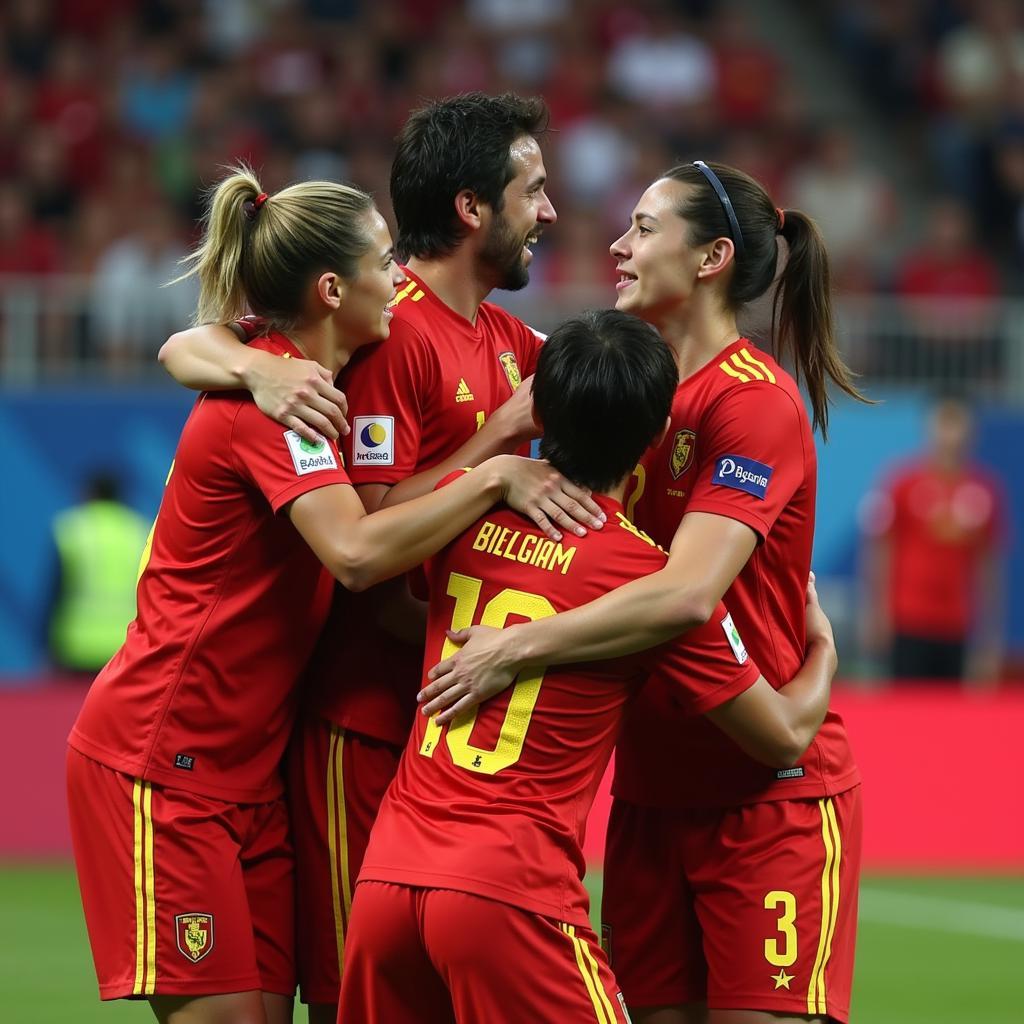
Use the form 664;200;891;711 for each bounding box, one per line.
288;455;603;593
705;575;838;768
159;321;349;443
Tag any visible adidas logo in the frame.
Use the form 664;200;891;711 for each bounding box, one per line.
455;378;475;403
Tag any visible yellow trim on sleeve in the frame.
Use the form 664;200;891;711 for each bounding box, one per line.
731;352;765;381
740;347;777;383
389;281;418;309
719;360;749;382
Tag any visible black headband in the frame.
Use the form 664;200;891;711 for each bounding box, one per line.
692;160;745;259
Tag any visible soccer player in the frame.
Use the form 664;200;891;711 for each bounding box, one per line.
66;166;594;1024
156;93;579;1021
861;396;1007;683
338;308;839;1024
420;163;868;1024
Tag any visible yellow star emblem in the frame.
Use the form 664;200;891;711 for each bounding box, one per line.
771;969;794;990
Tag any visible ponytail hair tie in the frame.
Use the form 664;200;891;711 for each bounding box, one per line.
776;207;785;232
243;192;269;221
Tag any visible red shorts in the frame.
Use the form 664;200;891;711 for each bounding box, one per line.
603;786;862;1022
66;747;295;1000
340;881;631;1024
285;716;402;1004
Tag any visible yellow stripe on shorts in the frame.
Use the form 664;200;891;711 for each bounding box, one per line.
562;923;615;1023
132;780;156;995
326;726;353;978
807;797;842;1014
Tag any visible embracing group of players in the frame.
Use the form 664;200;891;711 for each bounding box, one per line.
67;93;866;1024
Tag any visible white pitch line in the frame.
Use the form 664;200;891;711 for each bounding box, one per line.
858;887;1024;942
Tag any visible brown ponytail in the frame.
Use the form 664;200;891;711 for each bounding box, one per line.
773;209;869;439
664;162;871;439
172;163;375;332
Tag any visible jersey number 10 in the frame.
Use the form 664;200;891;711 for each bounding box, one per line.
418;572;555;776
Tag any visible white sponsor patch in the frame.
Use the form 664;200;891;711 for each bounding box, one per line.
352;415;395;467
721;612;749;665
284;430;338;476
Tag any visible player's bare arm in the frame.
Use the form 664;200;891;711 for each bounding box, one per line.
288;454;599;591
160;323;349;442
360;373;544;514
419;511;757;723
705;574;837;767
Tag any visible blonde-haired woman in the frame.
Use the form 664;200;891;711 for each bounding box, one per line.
66;166;599;1024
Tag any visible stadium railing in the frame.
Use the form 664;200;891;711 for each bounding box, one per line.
3;275;1024;401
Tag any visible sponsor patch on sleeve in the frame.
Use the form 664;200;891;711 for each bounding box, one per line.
284;430;339;476
352;415;395;467
721;612;749;664
711;454;773;500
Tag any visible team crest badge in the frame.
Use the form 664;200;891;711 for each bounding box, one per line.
498;351;522;391
670;429;696;479
175;913;214;963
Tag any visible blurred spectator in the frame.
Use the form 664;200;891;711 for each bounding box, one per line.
534;204;620;295
90;199;196;372
119;36;198;142
21;125;77;227
468;0;568;33
888;196;1002;381
859;398;1007;685
4;0;52;78
896;195;1001;301
48;471;149;678
990;127;1024;279
711;4;782;128
930;0;1024;202
556;91;637;205
606;7;716;112
828;0;945;117
0;182;60;275
786;126;892;289
32;36;110;191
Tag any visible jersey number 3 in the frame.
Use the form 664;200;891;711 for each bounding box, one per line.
418;572;554;776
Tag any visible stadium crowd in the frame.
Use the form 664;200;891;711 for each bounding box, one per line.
2;0;1022;371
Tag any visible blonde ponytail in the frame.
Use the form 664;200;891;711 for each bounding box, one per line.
173;163;375;332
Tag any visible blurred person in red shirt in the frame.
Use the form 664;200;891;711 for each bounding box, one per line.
860;397;1007;684
0;181;61;275
896;195;1001;302
711;4;782;128
893;196;1003;380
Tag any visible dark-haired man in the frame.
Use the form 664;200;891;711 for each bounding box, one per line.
159;92;585;1021
338;309;838;1024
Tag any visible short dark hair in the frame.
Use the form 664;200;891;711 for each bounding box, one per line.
534;310;677;493
391;92;549;260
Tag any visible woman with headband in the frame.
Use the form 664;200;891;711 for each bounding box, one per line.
420;160;868;1024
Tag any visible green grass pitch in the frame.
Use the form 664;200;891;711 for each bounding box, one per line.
2;865;1021;1022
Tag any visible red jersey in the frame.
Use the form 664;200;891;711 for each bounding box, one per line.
302;268;543;744
69;332;350;803
614;339;860;809
360;491;760;926
863;460;1005;638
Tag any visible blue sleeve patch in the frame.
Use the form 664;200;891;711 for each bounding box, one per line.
711;454;773;500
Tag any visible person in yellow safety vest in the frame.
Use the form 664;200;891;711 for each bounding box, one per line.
49;472;150;675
